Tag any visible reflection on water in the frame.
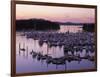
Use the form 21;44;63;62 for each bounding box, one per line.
16;25;95;73
59;25;83;33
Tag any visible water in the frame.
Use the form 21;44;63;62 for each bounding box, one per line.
16;25;95;74
59;25;83;33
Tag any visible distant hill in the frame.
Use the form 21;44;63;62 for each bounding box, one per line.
16;19;60;30
57;22;94;25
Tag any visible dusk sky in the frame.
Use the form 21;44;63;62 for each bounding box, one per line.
16;4;95;23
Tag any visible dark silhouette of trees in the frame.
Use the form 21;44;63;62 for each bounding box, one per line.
83;23;95;32
16;19;60;30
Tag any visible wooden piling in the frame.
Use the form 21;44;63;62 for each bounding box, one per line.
26;46;28;58
19;43;21;55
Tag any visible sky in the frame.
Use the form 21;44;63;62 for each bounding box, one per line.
16;4;95;23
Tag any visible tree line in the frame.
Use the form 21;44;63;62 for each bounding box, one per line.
83;23;95;32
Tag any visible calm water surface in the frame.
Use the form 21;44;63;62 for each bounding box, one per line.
16;25;95;73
